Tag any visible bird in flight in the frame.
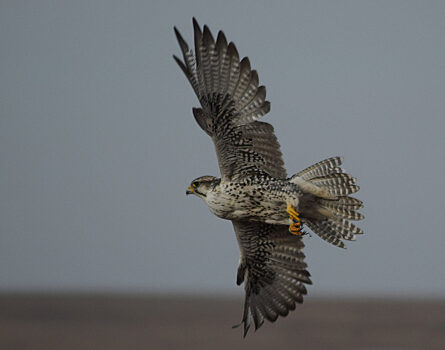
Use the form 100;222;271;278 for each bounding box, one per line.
173;18;364;336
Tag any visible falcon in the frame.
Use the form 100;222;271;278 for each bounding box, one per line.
174;18;364;336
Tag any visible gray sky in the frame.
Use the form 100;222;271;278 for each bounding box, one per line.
1;0;444;297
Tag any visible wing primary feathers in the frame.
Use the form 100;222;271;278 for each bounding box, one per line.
203;25;219;94
232;221;311;335
173;27;200;96
226;42;241;97
216;31;229;95
233;57;252;103
172;55;188;77
173;19;286;180
200;25;214;96
237;70;259;110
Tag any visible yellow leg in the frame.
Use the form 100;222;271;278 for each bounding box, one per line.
286;204;302;236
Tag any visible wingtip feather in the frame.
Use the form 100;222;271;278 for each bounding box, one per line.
192;17;202;36
227;42;239;60
172;55;188;75
203;25;215;45
174;26;189;53
216;30;228;49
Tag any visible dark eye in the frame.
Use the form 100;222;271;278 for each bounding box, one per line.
192;182;198;188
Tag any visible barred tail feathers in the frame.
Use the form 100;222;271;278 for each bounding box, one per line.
290;157;364;248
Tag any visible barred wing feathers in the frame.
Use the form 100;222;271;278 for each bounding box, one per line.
232;221;312;336
174;19;286;180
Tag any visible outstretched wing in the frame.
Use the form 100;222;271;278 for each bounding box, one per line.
174;19;286;180
232;220;312;336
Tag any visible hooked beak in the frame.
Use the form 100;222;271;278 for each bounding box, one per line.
186;186;194;195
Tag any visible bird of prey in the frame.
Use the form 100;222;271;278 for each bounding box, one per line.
173;18;364;336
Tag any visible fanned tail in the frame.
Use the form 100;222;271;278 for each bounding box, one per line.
290;156;364;248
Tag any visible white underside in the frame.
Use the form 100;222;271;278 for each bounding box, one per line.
204;182;299;225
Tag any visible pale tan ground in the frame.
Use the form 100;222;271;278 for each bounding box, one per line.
0;294;444;350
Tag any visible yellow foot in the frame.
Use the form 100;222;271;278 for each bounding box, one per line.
289;222;302;235
287;204;302;236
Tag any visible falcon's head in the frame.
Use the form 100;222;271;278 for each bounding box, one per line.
186;175;220;199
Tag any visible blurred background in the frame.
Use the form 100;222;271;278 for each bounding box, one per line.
1;1;444;349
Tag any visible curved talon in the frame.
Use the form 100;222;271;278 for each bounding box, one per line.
287;204;302;236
